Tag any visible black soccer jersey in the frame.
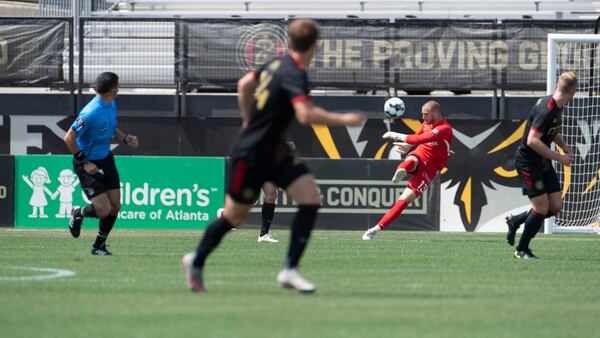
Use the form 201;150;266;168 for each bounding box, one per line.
515;95;563;169
231;54;310;160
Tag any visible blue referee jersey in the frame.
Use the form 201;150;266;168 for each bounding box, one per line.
71;96;117;160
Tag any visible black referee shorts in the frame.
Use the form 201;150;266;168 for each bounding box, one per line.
74;152;121;199
228;146;309;204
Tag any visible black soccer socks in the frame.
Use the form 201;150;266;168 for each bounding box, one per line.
260;203;276;237
285;205;320;269
516;210;545;252
193;216;234;268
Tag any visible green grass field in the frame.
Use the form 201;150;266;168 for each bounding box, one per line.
1;228;599;338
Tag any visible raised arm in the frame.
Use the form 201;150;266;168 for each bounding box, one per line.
293;100;364;126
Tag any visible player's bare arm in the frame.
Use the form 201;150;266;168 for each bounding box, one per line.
293;100;365;126
63;128;98;175
527;129;573;166
237;71;257;129
552;133;573;155
114;127;139;147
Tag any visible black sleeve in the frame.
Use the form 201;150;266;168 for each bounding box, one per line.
281;70;310;103
530;108;553;135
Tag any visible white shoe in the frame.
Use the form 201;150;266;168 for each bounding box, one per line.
258;233;279;243
277;268;315;293
362;226;381;240
391;168;407;184
182;252;205;292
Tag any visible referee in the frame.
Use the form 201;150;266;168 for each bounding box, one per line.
63;72;139;256
182;19;365;293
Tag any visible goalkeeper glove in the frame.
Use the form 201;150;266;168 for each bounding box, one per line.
393;142;412;154
382;131;407;142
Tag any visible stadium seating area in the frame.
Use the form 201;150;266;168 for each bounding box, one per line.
103;0;599;19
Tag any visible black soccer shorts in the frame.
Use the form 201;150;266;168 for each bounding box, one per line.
515;164;561;199
228;147;309;204
74;152;121;199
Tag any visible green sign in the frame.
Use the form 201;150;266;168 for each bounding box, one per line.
15;155;224;229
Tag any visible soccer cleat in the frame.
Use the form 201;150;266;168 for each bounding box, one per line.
69;207;83;238
505;214;519;246
277;268;315;294
182;253;205;293
90;244;112;256
514;249;538;260
362;226;381;240
391;168;407;184
258;233;279;243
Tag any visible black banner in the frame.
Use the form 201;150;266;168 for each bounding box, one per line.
0;19;66;85
238;159;440;230
0;155;14;227
180;19;594;90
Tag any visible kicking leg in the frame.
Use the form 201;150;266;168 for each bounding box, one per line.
362;187;417;240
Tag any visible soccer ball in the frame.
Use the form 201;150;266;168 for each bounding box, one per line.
384;97;405;119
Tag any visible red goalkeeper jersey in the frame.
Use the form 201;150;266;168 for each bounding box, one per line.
405;118;453;171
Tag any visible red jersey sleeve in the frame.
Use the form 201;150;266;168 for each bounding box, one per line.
405;123;452;146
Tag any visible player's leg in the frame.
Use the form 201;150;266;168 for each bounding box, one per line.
392;155;419;184
183;157;259;292
258;182;278;243
277;173;320;293
363;162;430;240
515;194;548;259
183;195;252;292
363;188;417;240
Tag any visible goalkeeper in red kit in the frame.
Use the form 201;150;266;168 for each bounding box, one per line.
362;100;452;240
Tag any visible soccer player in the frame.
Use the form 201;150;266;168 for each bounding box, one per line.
182;18;365;293
362;101;452;240
63;72;139;256
257;140;294;244
506;72;576;259
257;182;280;243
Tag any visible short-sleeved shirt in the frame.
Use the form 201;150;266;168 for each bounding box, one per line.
515;95;562;169
230;54;310;161
70;96;117;161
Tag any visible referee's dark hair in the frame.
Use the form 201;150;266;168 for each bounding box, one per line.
288;19;319;52
95;72;119;94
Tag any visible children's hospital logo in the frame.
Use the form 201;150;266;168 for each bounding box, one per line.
22;166;80;219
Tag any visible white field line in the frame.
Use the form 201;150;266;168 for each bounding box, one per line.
0;267;76;281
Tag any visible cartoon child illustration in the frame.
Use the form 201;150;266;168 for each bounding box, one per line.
22;167;53;218
51;169;80;218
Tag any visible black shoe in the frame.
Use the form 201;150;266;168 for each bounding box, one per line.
505;214;519;246
91;244;112;256
514;249;538;260
69;207;83;238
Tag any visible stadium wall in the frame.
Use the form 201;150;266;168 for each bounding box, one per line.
1;109;531;232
